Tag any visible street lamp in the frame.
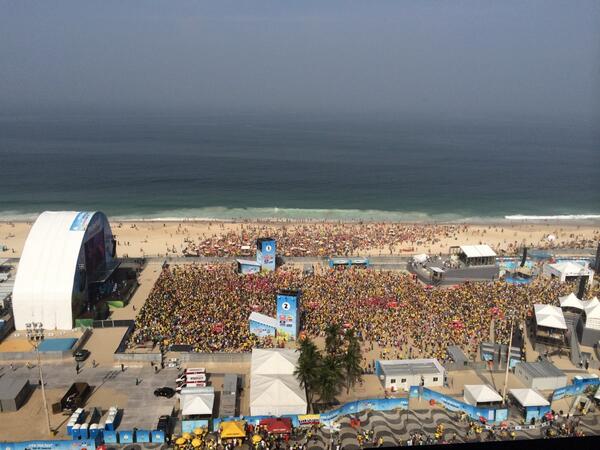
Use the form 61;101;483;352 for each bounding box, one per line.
26;322;52;436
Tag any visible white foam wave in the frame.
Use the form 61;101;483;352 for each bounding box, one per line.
505;214;600;221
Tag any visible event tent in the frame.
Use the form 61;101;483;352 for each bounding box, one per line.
583;297;600;330
220;421;246;439
533;304;567;330
413;254;428;263
544;261;594;284
558;293;583;310
250;374;307;416
459;245;497;258
463;384;503;406
180;386;215;416
251;348;298;375
259;418;292;434
509;389;550;408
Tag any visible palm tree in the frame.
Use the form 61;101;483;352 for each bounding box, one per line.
294;338;321;412
324;323;343;358
318;354;344;405
342;329;363;394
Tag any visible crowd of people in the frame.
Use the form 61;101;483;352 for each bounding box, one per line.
181;223;469;257
130;264;597;357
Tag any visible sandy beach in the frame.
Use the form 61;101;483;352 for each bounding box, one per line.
1;219;598;259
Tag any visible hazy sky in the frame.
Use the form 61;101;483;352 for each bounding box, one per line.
1;0;599;119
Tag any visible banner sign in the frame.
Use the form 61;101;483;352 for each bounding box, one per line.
276;292;299;340
551;377;600;401
70;211;94;231
2;441;96;450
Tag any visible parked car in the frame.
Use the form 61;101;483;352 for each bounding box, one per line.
154;387;175;398
73;349;90;362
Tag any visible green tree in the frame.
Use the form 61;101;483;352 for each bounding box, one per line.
318;354;344;405
294;338;321;412
342;329;363;394
325;323;343;358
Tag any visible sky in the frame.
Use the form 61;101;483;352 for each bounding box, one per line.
1;0;599;120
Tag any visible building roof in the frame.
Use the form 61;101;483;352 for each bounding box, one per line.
236;259;261;266
250;374;306;411
583;297;600;330
516;360;566;379
248;312;278;329
12;211;113;330
378;358;444;377
460;245;497;258
509;389;550;407
559;293;583;310
534;304;567;330
447;346;468;365
0;377;29;400
251;348;298;376
464;385;502;403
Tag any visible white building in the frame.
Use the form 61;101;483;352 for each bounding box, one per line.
250;348;307;416
12;211;116;330
544;261;594;284
514;361;567;391
376;358;445;391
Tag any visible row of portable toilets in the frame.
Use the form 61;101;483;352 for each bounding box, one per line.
66;407;166;444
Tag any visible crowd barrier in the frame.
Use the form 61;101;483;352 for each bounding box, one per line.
409;386;508;424
2;440;97;450
551;376;600;401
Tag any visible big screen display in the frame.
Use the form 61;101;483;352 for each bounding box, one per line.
84;230;105;275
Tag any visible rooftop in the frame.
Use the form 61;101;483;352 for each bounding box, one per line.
378;358;444;377
516;360;566;379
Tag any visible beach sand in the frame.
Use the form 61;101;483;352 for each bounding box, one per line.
1;220;598;259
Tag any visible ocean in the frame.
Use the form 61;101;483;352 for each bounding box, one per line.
1;111;599;222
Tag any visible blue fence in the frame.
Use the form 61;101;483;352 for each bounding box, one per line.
551;377;600;401
2;440;97;450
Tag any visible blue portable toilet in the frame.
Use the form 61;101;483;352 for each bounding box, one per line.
151;430;166;443
119;430;134;444
135;429;151;443
103;430;118;444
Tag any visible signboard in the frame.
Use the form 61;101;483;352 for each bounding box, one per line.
257;239;276;272
249;319;277;338
2;440;96;450
70;212;94;231
277;291;299;340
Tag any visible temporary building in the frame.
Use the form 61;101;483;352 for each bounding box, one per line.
251;348;298;375
463;384;502;406
580;297;600;346
12;211;116;330
376;358;444;391
180;386;215;416
250;348;307;416
250;375;307;416
544;261;594;284
413;254;428;264
0;377;31;412
558;293;583;311
220;421;246;439
509;388;551;422
458;245;497;266
514;361;567;390
533;304;567;330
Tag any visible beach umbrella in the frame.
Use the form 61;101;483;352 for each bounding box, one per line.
252;434;262;444
194;428;204;436
182;432;192;440
191;438;202;448
175;437;187;445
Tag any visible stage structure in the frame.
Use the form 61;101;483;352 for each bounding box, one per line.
450;245;497;266
531;304;567;350
12;211;117;330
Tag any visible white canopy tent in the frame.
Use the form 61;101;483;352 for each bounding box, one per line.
544;261;594;284
251;348;298;375
463;384;502;406
180;386;215;416
583;297;600;330
250;374;307;416
559;293;583;310
509;389;550;407
413;254;428;263
534;304;567;330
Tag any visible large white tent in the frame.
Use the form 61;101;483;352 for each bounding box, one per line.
12;211;115;330
544;261;594;284
459;245;497;258
463;384;502;406
250;375;307;416
533;304;567;330
180;386;215;416
509;389;550;408
250;348;307;416
583;297;600;330
558;293;583;310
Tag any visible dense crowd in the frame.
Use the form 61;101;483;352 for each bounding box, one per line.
181;223;467;257
130;265;598;356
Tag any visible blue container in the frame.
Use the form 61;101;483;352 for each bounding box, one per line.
135;429;151;443
103;430;118;444
104;419;114;431
119;430;134;444
151;430;165;443
79;426;88;440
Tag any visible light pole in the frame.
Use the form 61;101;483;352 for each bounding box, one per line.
26;322;52;436
502;314;514;405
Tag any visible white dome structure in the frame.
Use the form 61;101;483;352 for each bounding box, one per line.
12;211;116;330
